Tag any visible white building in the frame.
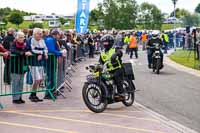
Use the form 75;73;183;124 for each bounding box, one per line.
23;16;33;21
23;14;74;21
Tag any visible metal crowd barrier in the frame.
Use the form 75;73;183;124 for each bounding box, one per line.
54;47;75;98
0;54;57;108
76;44;87;61
0;45;89;109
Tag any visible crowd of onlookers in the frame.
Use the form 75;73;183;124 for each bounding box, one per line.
0;27;200;104
119;29;200;59
0;28;107;104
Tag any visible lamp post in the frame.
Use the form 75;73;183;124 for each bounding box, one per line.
172;0;178;51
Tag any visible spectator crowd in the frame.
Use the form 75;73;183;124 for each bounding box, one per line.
0;27;199;104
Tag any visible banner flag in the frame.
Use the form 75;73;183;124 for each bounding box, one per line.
75;0;90;34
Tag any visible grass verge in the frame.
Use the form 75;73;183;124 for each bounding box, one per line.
169;49;200;70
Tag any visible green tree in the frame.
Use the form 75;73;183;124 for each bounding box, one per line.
100;0;138;29
115;0;138;29
195;3;200;14
9;12;24;27
102;0;119;29
182;13;200;27
59;17;66;25
2;17;8;25
170;8;190;18
89;4;104;29
29;23;44;29
138;2;163;30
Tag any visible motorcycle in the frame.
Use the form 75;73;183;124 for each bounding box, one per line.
149;43;163;74
82;61;136;113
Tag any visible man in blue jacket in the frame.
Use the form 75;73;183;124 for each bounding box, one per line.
44;29;63;99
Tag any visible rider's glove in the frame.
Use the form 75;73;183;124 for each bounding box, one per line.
111;54;117;63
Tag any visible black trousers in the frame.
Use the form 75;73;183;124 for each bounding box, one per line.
129;48;138;59
113;68;124;94
89;46;94;58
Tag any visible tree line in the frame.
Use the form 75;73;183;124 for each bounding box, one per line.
0;7;36;26
89;0;200;30
0;2;200;30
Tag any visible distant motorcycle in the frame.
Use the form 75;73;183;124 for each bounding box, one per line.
82;61;136;113
149;43;163;74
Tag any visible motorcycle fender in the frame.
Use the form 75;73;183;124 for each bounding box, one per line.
84;81;109;98
99;82;109;98
125;78;136;91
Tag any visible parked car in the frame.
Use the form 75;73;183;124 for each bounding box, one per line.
164;17;180;24
49;21;61;28
64;21;70;26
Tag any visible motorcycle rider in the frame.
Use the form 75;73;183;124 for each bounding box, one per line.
99;34;124;97
147;31;164;69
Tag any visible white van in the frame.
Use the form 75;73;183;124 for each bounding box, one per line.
49;21;61;28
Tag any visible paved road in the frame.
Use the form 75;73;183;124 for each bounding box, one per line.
0;56;187;133
129;50;200;132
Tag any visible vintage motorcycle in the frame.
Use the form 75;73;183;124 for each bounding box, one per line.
82;61;136;113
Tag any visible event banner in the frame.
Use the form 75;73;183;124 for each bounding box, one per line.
75;0;90;34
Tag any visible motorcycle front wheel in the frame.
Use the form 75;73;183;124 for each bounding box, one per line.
156;58;161;74
82;83;108;113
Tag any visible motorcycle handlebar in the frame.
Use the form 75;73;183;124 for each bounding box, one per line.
86;61;110;73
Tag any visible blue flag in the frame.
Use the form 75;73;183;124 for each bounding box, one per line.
76;0;90;34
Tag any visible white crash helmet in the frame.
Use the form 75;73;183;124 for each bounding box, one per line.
152;30;160;39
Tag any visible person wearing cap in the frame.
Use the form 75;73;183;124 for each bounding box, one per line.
44;29;66;99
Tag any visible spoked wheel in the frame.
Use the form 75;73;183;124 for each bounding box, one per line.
82;83;108;113
122;80;135;107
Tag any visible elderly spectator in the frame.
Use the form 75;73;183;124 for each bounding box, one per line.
29;28;48;102
10;32;32;104
2;28;15;84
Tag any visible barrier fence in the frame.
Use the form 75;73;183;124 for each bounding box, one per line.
0;45;87;109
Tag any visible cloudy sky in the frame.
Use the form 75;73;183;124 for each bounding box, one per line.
0;0;199;15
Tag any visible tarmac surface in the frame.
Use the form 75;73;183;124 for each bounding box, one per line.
0;49;199;133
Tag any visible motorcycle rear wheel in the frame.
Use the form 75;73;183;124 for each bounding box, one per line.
122;80;135;107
